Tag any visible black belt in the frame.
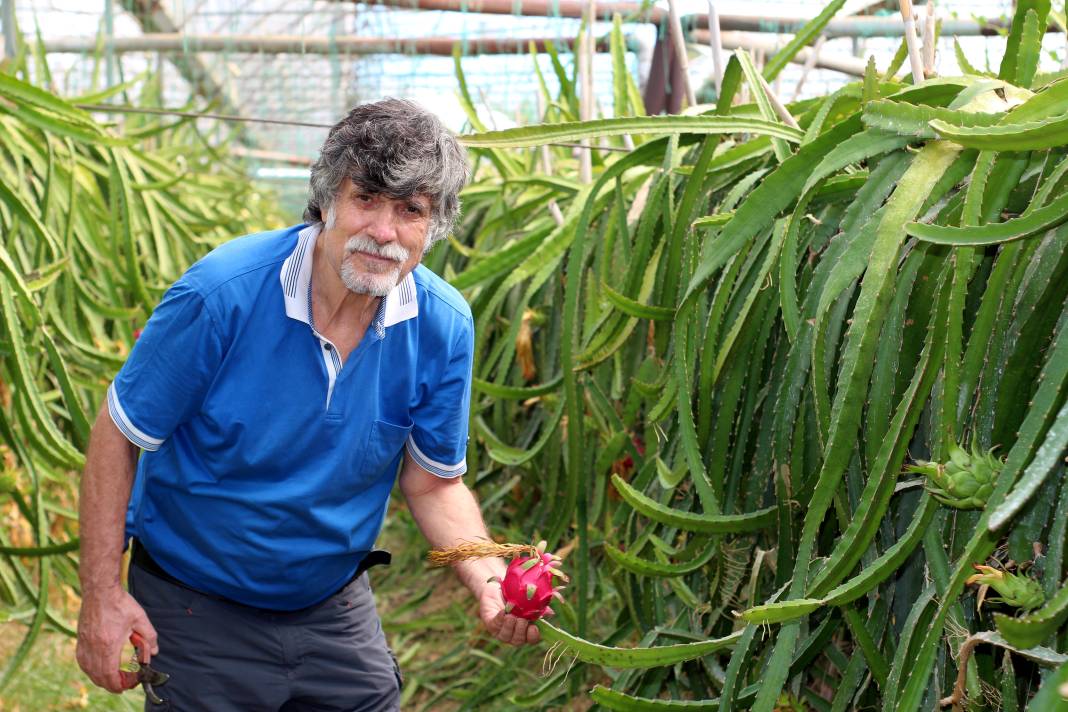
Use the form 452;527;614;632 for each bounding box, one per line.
129;539;391;614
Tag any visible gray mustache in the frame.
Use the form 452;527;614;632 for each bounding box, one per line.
345;235;409;262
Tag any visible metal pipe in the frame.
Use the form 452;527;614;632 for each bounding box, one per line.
39;33;619;55
684;13;1033;37
691;30;868;77
364;0;1053;38
368;0;664;22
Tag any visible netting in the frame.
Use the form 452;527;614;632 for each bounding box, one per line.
6;0;1066;217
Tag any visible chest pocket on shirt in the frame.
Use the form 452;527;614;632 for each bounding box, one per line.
358;419;413;484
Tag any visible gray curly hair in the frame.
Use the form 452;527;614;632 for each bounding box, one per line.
304;98;470;247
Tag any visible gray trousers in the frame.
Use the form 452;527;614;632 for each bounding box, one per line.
128;562;402;711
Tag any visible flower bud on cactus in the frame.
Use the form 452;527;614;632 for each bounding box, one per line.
906;443;1003;510
965;564;1045;611
498;542;567;621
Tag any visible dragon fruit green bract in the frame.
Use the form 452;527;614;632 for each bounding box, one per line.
906;443;1004;510
500;552;563;621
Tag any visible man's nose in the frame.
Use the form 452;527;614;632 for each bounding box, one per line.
365;211;399;243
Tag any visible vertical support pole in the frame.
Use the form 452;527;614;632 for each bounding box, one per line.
757;72;799;128
899;0;924;84
791;35;825;101
329;4;343;120
922;0;936;77
578;0;594;183
2;0;17;62
105;0;116;89
535;89;565;225
707;1;724;95
666;0;695;107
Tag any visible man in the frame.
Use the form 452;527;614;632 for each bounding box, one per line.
76;98;540;711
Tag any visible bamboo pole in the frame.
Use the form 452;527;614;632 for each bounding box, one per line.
757;72;799;129
708;1;724;94
667;0;696;107
922;0;936;77
899;0;925;84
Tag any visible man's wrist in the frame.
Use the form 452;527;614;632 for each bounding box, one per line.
80;580;124;600
454;556;506;596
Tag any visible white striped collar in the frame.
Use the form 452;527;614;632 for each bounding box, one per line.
279;224;419;333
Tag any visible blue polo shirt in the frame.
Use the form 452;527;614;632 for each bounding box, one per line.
108;224;473;610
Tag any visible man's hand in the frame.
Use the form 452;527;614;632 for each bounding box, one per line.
479;578;551;647
399;455;552;647
76;585;158;693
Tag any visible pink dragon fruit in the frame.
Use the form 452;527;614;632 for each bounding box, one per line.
496;542;567;620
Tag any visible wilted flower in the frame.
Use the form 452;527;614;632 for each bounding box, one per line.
965;564;1045;611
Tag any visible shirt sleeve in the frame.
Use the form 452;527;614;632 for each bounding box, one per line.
107;280;224;451
406;317;473;478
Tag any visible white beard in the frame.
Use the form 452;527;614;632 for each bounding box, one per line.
340;234;409;297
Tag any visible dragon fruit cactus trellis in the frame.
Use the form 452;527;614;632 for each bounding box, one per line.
0;59;284;691
439;0;1068;708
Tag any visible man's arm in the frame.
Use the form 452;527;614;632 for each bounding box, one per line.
398;452;542;646
76;405;158;693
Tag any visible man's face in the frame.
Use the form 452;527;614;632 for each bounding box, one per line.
320;178;431;297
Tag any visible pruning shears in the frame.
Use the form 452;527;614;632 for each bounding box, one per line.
120;632;170;705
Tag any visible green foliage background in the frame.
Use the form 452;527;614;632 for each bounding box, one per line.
432;4;1068;710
